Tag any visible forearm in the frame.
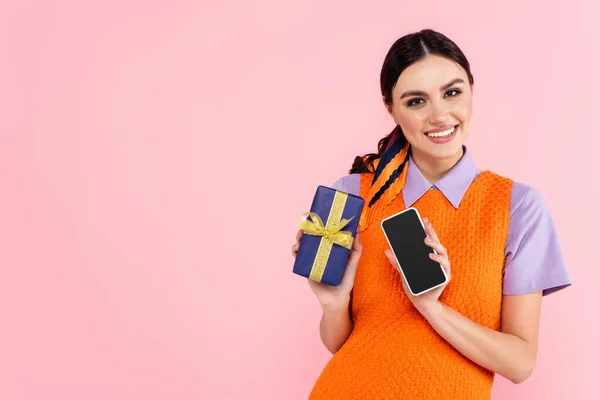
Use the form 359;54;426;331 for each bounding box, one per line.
319;297;353;354
422;302;536;384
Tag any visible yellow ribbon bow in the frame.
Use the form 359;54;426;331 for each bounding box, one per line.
298;212;355;249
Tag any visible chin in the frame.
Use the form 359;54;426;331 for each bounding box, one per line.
416;141;466;162
429;144;464;159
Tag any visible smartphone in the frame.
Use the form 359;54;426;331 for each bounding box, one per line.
380;207;448;296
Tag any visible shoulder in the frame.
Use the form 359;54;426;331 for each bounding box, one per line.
476;170;546;216
502;180;571;296
331;173;361;196
508;181;548;219
477;169;556;234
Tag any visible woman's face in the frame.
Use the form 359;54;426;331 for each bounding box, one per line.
385;54;473;162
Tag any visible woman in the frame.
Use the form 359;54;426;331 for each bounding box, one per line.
291;29;572;399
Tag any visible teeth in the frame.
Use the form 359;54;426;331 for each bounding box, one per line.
426;127;455;138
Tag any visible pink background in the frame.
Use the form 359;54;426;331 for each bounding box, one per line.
1;1;598;399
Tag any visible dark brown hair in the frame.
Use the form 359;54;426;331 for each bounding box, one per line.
349;29;475;174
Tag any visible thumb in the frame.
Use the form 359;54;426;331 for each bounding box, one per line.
343;235;362;279
384;249;399;269
352;232;362;252
346;242;361;271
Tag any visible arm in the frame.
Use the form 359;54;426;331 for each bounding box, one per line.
420;291;542;384
385;215;548;384
315;173;359;354
319;296;353;354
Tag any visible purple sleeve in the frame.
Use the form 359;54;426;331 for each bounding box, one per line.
331;173;361;196
503;183;572;296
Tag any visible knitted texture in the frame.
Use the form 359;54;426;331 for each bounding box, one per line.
309;170;513;400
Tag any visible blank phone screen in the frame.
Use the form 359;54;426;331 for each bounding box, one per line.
381;208;447;295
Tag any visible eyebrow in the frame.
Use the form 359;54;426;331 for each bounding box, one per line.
399;78;465;100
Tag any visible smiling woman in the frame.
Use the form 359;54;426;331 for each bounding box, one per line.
390;58;472;161
291;28;572;400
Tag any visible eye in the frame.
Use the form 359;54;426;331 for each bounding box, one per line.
445;89;462;98
407;98;425;107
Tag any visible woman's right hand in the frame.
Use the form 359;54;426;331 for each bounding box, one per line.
291;229;363;308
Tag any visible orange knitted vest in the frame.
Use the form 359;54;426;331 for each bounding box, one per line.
309;170;513;400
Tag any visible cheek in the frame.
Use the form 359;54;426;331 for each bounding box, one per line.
395;109;427;134
453;97;473;123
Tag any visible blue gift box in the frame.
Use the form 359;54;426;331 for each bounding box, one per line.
293;185;364;286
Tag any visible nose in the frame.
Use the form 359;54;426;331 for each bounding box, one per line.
428;101;450;124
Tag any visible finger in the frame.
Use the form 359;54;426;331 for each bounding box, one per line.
343;250;361;281
384;249;395;265
428;251;450;268
423;217;441;244
342;236;363;282
384;249;400;271
352;232;362;252
384;250;413;294
296;229;303;243
345;233;363;273
429;252;451;276
401;277;411;295
347;241;362;266
424;236;447;257
422;218;447;257
291;243;299;255
394;265;410;294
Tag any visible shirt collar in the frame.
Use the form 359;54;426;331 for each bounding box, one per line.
401;146;478;209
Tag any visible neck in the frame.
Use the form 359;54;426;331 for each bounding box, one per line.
411;147;464;184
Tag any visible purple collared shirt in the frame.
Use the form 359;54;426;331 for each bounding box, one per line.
332;147;572;296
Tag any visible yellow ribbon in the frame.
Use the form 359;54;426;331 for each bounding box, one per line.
297;190;355;282
298;212;355;249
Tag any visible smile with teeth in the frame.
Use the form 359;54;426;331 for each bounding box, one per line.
426;126;457;138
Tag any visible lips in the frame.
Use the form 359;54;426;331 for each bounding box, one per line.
425;125;457;134
425;125;457;138
424;125;459;143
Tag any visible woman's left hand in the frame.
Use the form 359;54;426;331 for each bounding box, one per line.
384;216;451;316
